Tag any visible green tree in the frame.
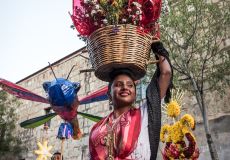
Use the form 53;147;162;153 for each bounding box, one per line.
0;91;24;159
160;0;230;159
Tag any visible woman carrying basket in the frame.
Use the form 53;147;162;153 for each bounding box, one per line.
89;40;173;160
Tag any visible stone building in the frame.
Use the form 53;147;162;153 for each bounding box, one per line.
15;47;109;160
14;46;230;160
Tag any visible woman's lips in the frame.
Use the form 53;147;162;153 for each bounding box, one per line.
119;91;130;96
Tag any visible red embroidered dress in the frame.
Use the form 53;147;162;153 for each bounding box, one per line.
89;108;141;160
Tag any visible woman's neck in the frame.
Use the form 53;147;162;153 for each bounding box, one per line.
113;106;131;119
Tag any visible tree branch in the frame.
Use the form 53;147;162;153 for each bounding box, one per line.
161;28;184;49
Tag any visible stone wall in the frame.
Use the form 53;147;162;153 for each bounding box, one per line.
15;47;230;160
195;115;230;160
16;48;109;160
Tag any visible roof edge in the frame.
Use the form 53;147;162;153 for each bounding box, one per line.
16;46;87;84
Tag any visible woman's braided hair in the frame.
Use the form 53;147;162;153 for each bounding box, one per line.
147;41;173;160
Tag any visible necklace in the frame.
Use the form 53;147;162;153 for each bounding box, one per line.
104;125;114;160
104;112;124;160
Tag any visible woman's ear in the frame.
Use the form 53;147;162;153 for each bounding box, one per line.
107;91;112;102
107;91;113;110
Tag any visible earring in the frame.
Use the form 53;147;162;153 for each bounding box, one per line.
109;100;113;110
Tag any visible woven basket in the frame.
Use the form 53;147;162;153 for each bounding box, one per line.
87;24;152;82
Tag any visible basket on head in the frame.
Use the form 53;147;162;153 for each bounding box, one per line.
87;24;152;82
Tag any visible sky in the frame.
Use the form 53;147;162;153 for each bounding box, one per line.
0;0;85;83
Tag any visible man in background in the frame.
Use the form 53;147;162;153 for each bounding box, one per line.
51;152;63;160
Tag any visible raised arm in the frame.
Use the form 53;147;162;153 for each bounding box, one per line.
158;55;172;99
145;41;173;159
151;41;173;101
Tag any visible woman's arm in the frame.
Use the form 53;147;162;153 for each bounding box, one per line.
145;41;173;159
158;55;172;99
151;41;172;100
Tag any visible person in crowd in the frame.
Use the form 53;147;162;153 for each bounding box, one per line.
51;152;63;160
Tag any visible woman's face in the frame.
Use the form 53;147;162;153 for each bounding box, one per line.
53;154;61;160
110;74;136;108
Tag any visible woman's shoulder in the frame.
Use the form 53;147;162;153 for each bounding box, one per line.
139;101;148;114
90;116;107;134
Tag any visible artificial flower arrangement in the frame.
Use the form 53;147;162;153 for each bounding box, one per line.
160;89;200;160
71;0;165;40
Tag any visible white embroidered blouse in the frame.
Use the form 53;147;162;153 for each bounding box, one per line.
129;102;151;159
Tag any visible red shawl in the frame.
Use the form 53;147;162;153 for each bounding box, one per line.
89;108;141;160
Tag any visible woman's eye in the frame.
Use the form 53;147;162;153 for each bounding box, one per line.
115;83;122;87
114;82;134;88
127;84;134;88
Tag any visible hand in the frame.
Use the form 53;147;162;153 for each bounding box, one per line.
151;40;169;57
151;37;160;44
